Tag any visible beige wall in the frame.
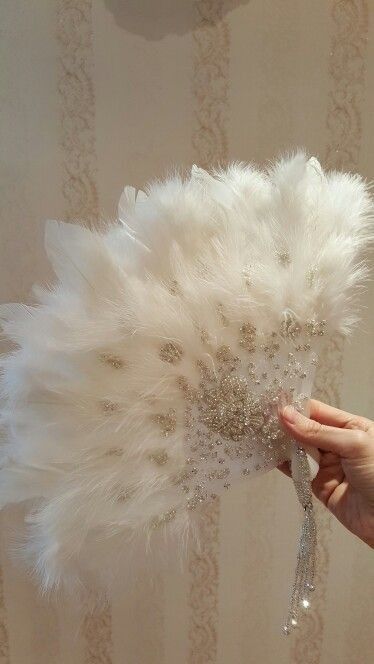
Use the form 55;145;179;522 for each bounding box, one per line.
0;1;373;663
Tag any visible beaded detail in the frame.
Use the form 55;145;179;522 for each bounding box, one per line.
100;353;124;369
152;313;325;513
159;341;183;364
150;311;325;631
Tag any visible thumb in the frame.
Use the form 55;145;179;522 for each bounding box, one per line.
280;405;366;458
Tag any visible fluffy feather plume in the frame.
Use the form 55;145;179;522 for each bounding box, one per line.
0;152;372;597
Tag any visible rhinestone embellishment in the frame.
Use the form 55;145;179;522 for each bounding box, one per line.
149;309;326;631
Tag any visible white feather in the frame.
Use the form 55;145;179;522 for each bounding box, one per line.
0;152;372;597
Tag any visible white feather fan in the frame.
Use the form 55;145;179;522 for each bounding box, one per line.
0;153;372;614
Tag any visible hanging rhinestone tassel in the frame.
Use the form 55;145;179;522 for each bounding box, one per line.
282;445;317;635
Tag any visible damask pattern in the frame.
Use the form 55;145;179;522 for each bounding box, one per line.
292;2;369;659
56;0;99;223
192;0;230;169
83;610;113;664
56;2;113;662
188;2;230;662
325;0;369;171
188;500;220;664
0;564;9;664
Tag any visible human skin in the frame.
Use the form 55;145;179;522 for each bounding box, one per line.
278;399;374;549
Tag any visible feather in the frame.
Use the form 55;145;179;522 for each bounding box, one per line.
0;152;373;599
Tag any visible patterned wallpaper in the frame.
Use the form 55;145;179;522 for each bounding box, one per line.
0;2;373;663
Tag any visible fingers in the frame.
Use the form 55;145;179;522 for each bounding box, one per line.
307;399;372;432
277;460;291;478
279;405;369;458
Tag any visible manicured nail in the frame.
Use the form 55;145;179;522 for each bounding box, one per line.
282;405;297;424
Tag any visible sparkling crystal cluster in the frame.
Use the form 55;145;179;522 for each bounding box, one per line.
152;311;324;517
151;308;325;633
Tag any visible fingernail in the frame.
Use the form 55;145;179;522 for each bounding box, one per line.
282;405;297;424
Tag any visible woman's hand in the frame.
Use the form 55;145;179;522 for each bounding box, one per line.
278;399;374;548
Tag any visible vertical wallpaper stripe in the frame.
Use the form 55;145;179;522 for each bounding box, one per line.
292;1;369;661
83;608;112;664
188;2;230;662
56;0;99;224
325;0;369;172
191;0;230;169
0;564;9;664
56;2;113;662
